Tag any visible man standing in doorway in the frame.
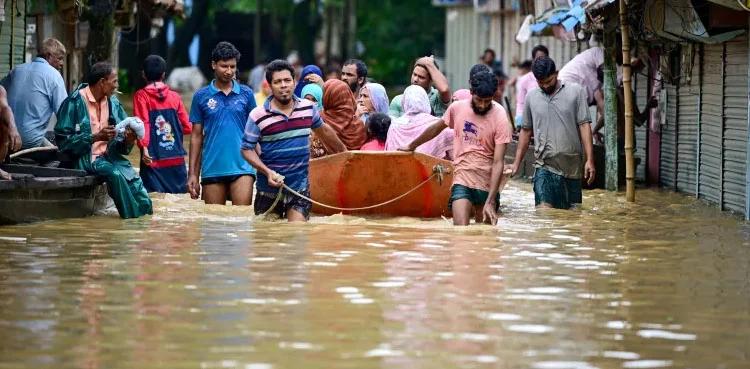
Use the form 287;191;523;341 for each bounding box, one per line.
188;42;257;205
511;56;596;209
341;59;367;99
390;56;451;118
2;38;68;150
241;60;346;222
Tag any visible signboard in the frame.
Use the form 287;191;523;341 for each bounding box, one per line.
432;0;472;6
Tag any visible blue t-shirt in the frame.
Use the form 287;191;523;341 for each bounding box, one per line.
242;96;323;193
189;80;257;179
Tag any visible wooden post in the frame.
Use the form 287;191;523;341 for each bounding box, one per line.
604;32;619;191
619;0;636;202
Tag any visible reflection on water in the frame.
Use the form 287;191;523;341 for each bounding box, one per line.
1;182;749;369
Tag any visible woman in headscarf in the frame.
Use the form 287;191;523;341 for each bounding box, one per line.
294;65;324;98
300;83;323;110
310;79;367;158
384;85;453;160
356;82;389;124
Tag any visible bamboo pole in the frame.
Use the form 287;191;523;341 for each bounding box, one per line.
619;0;635;202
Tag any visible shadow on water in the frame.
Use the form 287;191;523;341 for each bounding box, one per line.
0;181;749;368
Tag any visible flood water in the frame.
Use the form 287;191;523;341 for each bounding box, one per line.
1;182;749;369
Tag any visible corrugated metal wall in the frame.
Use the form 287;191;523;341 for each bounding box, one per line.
0;0;26;76
722;36;748;214
660;83;678;189
698;43;724;205
676;48;700;195
634;69;648;182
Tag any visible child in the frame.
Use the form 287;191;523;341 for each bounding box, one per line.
133;55;192;194
360;112;390;151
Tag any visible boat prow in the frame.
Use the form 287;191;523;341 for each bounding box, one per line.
309;151;453;218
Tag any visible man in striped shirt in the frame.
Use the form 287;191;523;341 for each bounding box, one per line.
241;59;346;222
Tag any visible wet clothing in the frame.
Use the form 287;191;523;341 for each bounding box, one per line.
443;100;512;192
389;86;448;118
189;80;257;181
449;184;499;209
522;82;590;179
1;57;68;149
133;82;192;193
254;189;312;220
200;174;254;186
54;84;152;219
533;167;582;209
243;96;323;195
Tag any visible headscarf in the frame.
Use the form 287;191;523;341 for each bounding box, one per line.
300;83;323;110
385;85;453;159
452;89;472;102
360;83;389;124
294;65;324;97
321;79;366;150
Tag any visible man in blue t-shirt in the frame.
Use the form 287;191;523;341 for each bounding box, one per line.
188;42;257;205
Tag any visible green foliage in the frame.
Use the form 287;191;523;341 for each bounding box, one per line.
357;0;445;87
117;69;132;94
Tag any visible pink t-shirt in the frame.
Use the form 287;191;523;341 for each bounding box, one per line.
360;139;385;151
515;72;538;119
443;100;512;191
80;86;110;160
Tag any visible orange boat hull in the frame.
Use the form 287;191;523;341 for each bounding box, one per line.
309;151;454;218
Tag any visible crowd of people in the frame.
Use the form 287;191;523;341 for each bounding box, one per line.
1;37;650;226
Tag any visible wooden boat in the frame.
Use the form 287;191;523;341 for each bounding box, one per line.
0;164;111;225
309;151;453;218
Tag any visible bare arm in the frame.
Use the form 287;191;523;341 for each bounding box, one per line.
187;124;203;199
593;89;605;133
401;119;447;151
418;57;451;104
483;142;507;224
511;128;532;175
579;122;596;185
313;124;346;153
0;86;20;151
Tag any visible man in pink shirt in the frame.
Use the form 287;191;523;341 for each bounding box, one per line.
401;71;512;226
515;45;549;128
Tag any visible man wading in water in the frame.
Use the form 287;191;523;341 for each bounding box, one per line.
401;71;512;226
511;56;595;209
241;60;345;222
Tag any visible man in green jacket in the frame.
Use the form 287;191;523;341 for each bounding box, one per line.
54;61;152;219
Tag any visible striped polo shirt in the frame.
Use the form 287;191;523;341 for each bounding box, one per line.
242;95;323;193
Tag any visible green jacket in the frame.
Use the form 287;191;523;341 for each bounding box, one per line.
54;84;136;179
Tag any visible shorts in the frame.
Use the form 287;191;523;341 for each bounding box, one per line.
201;173;256;185
449;184;499;209
254;188;312;219
515;115;523;129
533;167;582;209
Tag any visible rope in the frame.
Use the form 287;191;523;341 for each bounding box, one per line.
9;146;58;159
260;164;447;216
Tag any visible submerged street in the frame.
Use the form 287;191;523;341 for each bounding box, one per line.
1;182;748;369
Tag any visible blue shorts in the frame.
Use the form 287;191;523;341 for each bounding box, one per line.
533;168;582;209
449;184;499;209
254;189;312;219
201;173;256;186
